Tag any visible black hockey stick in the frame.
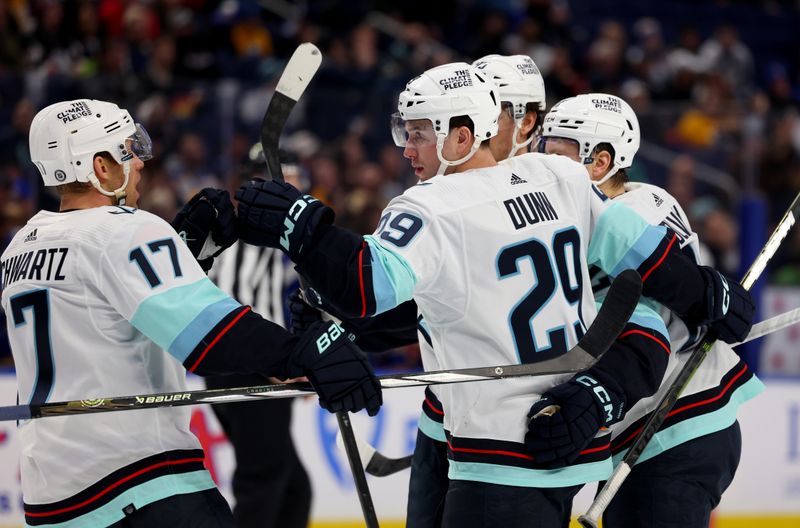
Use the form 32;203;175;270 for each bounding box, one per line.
256;42;380;528
343;292;800;479
260;42;321;181
578;191;800;528
0;270;642;422
336;429;414;477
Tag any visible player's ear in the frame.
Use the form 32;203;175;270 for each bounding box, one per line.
592;150;613;180
520;112;537;137
458;126;474;154
93;153;110;181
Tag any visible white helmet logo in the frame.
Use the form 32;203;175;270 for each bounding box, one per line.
54;170;66;182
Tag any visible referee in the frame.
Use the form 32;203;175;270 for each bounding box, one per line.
205;146;311;528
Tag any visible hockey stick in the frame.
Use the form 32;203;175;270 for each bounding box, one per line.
578;191;800;528
260;42;321;181
735;306;800;345
336;429;414;477
0;270;642;422
256;42;382;528
343;303;800;479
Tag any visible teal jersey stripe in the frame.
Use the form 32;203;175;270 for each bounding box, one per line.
364;236;417;315
593;298;667;336
449;458;612;488
588;202;667;276
26;470;215;528
131;278;240;362
612;376;765;466
169;297;242;361
626;302;668;336
418;410;446;442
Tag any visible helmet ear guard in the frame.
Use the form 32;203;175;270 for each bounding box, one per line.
29;99;153;205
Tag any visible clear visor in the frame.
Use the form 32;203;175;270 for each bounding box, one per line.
126;123;153;161
390;113;438;148
535;135;581;160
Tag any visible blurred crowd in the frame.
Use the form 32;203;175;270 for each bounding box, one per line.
1;0;800;365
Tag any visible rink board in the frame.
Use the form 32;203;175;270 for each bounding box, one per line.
0;374;798;527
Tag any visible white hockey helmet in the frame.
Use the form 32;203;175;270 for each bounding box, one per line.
539;93;640;185
472;54;546;158
29;99;153;204
391;62;499;175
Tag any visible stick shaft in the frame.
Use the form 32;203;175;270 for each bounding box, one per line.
580;191;800;525
337;412;379;528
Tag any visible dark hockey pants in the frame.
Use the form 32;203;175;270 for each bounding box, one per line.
603;421;742;528
109;488;236;528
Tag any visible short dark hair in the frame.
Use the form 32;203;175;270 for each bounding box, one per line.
448;115;490;149
449;115;474;133
525;103;545;139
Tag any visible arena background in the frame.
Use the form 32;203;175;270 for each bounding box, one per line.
1;0;800;526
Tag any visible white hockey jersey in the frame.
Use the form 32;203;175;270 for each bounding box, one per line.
604;182;764;462
0;206;241;528
364;153;672;487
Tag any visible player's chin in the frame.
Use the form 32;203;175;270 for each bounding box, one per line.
416;166;434;180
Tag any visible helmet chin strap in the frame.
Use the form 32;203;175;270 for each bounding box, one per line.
435;135;482;175
593;162;622;186
508;119;535;159
88;160;130;206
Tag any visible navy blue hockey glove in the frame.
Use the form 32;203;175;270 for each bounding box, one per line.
525;374;625;469
685;266;755;344
235;179;334;261
172;188;237;271
289;289;322;335
288;320;382;416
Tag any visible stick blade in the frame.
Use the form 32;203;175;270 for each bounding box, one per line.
261;42;323;182
580;269;642;358
276;42;322;101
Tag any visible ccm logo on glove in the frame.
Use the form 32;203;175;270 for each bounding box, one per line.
282;196;319;252
720;275;730;315
576;375;617;424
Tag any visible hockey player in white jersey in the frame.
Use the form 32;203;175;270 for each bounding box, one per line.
407;53;551;527
394;55;672;527
234;64;754;527
0;99;381;528
536;92;764;527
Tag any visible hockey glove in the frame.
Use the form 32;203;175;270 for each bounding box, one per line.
525;374;625;469
289;289;322;334
172;188;237;271
235;179;334;261
288;320;382;416
685;266;755;344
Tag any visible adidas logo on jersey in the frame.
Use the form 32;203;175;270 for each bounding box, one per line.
510;173;528;185
23;229;37;243
652;193;664;207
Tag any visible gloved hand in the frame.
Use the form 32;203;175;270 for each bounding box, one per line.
525;374;625;469
235;179;334;261
288;320;382;416
687;266;754;344
172;188;237;271
289;289;322;335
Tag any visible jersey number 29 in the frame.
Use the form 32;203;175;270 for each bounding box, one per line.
497;227;585;364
